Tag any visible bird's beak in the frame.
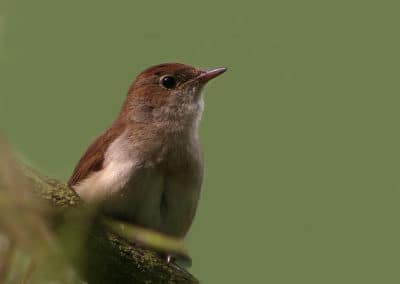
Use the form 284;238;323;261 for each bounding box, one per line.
194;67;227;84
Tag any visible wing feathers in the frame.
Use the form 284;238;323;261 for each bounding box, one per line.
68;121;126;187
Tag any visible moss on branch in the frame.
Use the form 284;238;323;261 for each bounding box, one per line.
0;148;198;284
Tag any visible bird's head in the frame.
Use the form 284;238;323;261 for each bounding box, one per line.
121;63;226;126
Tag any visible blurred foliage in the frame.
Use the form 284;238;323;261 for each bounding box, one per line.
0;139;83;283
105;218;192;268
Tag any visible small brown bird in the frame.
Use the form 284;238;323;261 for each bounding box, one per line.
68;63;226;240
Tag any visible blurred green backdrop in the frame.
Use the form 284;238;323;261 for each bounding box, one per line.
1;0;400;283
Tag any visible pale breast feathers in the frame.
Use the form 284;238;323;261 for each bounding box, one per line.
68;121;132;200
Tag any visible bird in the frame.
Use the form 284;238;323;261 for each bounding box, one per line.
68;63;226;240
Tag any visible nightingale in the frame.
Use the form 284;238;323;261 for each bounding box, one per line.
68;63;226;240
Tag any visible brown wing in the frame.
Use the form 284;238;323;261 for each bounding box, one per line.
68;121;126;187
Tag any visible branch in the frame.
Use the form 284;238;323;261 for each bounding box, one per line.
0;143;199;284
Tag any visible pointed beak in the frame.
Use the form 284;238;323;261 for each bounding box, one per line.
196;67;227;84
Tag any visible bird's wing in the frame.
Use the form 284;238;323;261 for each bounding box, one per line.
68;121;126;187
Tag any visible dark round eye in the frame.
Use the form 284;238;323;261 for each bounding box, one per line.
160;75;177;89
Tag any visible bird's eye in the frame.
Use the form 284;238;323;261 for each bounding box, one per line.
160;75;177;89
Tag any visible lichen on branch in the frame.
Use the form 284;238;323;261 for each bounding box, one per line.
0;141;198;284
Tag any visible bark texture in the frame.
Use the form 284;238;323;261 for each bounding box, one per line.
2;161;198;284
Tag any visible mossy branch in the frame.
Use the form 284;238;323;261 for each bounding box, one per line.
0;142;199;284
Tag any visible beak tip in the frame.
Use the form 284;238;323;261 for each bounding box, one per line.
199;66;228;83
213;67;228;74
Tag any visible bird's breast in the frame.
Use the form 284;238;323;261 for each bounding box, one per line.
99;130;203;238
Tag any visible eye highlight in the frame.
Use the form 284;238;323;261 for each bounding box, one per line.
160;75;177;89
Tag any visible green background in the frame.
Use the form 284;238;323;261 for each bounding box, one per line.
1;1;400;283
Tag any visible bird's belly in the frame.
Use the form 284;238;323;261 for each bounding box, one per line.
107;166;201;238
